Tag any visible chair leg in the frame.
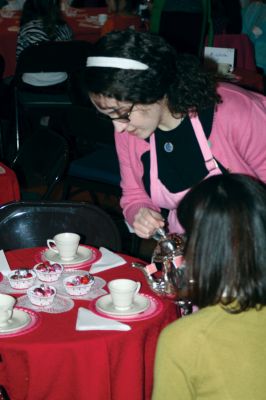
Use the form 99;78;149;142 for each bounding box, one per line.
0;120;5;160
14;87;21;151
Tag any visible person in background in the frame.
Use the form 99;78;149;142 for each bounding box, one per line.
152;173;266;400
16;0;73;88
240;0;253;11
83;29;266;239
242;0;266;74
1;0;25;9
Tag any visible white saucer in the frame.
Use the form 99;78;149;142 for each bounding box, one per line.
96;294;150;316
0;309;31;333
44;246;92;265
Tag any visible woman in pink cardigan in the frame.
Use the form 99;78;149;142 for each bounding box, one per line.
84;30;266;239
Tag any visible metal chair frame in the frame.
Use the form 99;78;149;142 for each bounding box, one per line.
0;201;122;252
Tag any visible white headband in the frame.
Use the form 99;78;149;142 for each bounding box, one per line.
86;56;148;70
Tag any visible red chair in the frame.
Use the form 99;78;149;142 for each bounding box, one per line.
212;33;257;71
0;162;20;204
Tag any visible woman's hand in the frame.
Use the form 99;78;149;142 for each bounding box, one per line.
133;207;165;239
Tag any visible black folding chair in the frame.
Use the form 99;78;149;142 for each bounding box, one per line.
0;201;122;252
10;126;69;200
13;40;91;150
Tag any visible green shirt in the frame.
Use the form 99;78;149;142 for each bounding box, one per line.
152;304;266;400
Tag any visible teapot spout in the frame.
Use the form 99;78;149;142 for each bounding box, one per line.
131;262;175;297
131;262;164;295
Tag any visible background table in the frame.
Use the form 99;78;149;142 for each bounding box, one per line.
0;162;20;204
0;247;178;400
0;8;142;79
0;12;19;78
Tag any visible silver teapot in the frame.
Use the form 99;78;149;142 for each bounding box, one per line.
132;228;188;299
132;228;193;314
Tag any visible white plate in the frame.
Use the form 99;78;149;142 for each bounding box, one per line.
44;246;92;265
96;294;150;316
0;309;31;333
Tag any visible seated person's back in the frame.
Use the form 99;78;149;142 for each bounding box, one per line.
1;0;25;10
16;0;73;88
152;174;266;400
242;1;266;73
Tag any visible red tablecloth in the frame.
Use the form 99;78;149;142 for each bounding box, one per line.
0;12;20;78
65;6;108;43
0;248;178;400
0;162;20;204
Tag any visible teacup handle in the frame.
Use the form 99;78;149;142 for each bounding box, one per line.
47;239;59;254
135;281;141;296
7;308;13;321
0;309;13;327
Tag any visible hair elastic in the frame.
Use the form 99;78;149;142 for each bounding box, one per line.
86;57;149;70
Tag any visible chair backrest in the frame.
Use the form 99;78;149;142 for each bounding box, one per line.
0;201;122;252
13;40;92;151
71;0;106;7
212;33;257;71
11;126;69;199
15;40;92;75
0;54;5;79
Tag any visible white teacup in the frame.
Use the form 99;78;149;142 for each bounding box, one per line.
47;232;80;261
98;13;108;25
0;294;16;327
0;9;15;18
108;279;141;310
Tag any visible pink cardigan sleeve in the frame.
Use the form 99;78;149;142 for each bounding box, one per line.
115;132;160;226
212;83;266;182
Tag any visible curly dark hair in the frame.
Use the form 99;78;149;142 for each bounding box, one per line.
20;0;65;39
84;30;221;116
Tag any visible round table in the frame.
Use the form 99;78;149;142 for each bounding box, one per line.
0;247;178;400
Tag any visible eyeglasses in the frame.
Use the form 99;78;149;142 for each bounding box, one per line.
95;103;135;123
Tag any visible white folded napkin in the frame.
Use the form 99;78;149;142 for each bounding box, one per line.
90;247;126;274
76;307;131;331
0;250;12;276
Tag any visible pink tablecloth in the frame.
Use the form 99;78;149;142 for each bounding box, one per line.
0;162;20;204
0;248;178;400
